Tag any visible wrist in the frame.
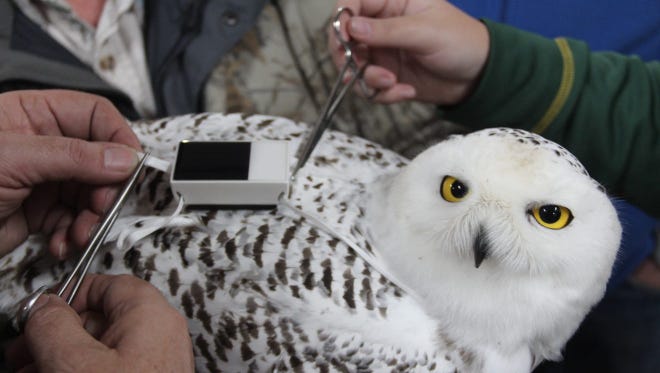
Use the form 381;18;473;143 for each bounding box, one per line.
438;19;580;131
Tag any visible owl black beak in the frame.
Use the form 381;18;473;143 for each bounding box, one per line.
473;226;489;268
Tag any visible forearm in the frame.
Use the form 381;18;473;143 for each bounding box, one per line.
442;20;660;217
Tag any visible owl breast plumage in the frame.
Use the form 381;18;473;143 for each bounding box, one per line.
0;116;620;373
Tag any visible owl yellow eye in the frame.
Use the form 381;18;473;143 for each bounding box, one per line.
531;205;573;229
440;176;469;202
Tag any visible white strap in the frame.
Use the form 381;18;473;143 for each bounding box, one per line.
105;154;196;250
138;152;171;172
110;196;196;251
122;153;416;300
278;197;418;298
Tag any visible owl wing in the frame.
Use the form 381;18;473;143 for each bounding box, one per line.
0;113;471;372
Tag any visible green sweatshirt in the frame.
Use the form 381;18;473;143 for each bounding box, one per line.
441;20;660;218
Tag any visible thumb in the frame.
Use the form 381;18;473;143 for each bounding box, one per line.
24;294;107;369
347;15;439;54
0;134;138;186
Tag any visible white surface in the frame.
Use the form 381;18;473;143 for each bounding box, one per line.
170;140;289;205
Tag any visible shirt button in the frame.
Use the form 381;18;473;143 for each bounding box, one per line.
222;10;239;26
99;55;115;70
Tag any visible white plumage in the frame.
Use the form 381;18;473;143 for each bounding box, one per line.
368;128;621;371
0;116;620;373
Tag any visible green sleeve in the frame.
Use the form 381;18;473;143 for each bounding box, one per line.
441;20;660;218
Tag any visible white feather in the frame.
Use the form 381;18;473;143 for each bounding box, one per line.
0;117;620;373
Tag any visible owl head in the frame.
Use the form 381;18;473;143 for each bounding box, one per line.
367;128;621;362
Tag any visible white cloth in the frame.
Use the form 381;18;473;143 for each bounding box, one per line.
13;0;157;117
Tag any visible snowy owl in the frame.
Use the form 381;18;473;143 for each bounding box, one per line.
0;116;620;373
367;127;621;371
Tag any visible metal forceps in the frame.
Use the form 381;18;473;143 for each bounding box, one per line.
13;152;150;332
291;7;371;177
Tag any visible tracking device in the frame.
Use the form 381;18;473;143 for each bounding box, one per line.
170;140;289;208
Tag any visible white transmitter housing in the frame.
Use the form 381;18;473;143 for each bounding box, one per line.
170;140;289;208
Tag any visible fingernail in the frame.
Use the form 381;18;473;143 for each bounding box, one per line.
401;86;417;99
104;147;137;171
350;18;371;37
379;75;395;87
57;242;67;260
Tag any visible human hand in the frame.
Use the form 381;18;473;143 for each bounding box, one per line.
630;258;660;290
5;274;194;372
0;90;142;258
330;0;489;105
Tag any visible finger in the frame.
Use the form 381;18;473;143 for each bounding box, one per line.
67;208;101;249
48;223;72;260
80;310;109;339
370;84;417;103
0;134;139;186
9;90;142;150
50;185;119;255
85;184;120;216
347;15;439;54
631;259;660;289
361;65;397;90
336;0;362;17
69;274;194;371
0;210;29;257
70;274;170;318
37;203;74;259
23;294;109;371
22;183;66;234
337;0;409;19
44;207;98;258
31;184;75;259
57;182;116;233
343;65;415;103
334;43;370;86
337;0;388;17
330;1;374;63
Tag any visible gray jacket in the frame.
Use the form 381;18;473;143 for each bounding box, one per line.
0;0;268;118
